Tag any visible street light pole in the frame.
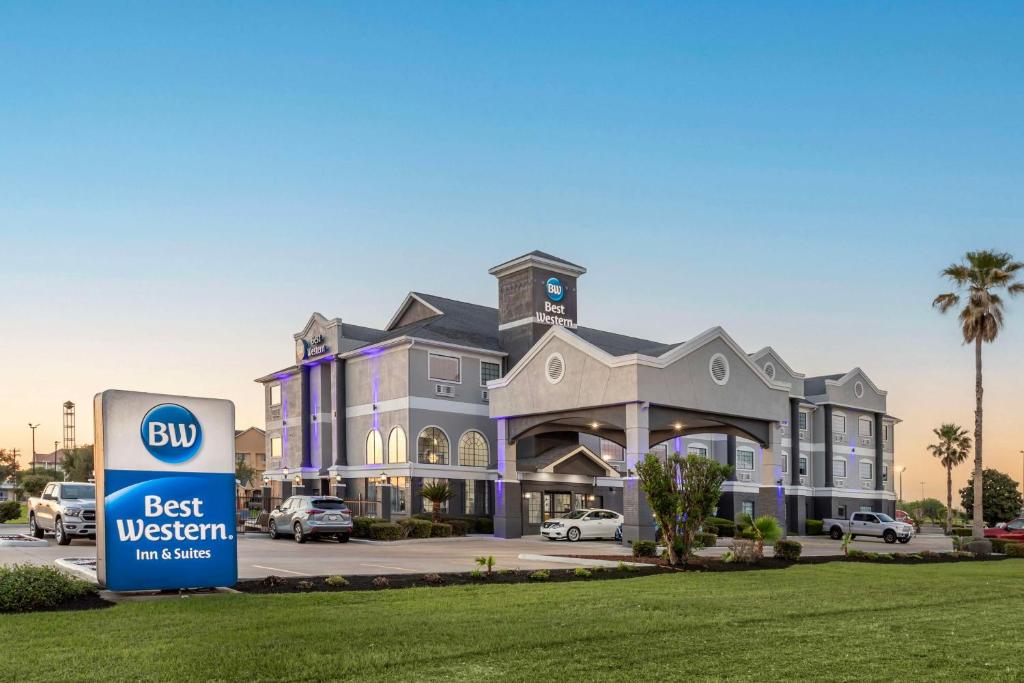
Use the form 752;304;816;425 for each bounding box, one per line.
896;466;905;504
27;423;39;472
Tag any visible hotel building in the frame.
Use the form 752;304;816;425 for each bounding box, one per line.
256;251;898;541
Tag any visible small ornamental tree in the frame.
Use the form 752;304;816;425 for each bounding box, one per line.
420;481;453;523
635;452;731;565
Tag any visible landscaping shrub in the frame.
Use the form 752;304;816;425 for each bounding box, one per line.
352;516;376;539
447;519;470;537
0;564;97;612
0;500;21;523
296;580;314;590
706;517;735;537
430;522;453;538
573;568;592;578
369;522;402;541
469;569;484;580
617;561;636;573
737;528;757;540
632;540;658;558
372;576;390;588
325;575;349;587
703;524;718;535
724;539;758;564
949;527;973;537
1004;543;1024;558
422;573;444;586
694;532;718;549
400;518;432;539
805;519;823;536
528;570;550;581
774;539;802;561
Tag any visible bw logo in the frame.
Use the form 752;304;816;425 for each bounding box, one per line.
140;404;203;464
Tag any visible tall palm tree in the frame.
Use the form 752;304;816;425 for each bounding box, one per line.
933;250;1024;539
927;423;972;533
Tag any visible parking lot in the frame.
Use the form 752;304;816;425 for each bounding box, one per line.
2;524;954;578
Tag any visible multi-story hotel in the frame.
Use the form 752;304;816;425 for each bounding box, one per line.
256;250;898;541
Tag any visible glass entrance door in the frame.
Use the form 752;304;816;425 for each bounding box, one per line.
543;492;572;521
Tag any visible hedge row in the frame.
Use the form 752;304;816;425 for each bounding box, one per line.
0;564;97;613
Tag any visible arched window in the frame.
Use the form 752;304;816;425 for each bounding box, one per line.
387;426;407;464
458;430;488;467
365;429;383;465
417;427;449;465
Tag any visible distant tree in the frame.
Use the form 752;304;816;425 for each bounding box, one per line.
927;424;971;533
0;449;19;484
902;498;946;522
235;457;256;488
933;250;1024;538
60;446;94;482
420;481;453;523
959;469;1023;527
17;472;58;498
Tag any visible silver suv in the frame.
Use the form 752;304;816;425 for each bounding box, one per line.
268;496;353;543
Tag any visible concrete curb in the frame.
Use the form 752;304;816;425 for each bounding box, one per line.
0;534;49;548
517;553;647;568
55;557;98;583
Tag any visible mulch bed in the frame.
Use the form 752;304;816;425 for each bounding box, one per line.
2;593;115;614
236;566;666;594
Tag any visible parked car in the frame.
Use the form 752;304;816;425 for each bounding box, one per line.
541;508;623;541
27;481;97;545
268;496;353;543
824;511;914;544
984;517;1024;541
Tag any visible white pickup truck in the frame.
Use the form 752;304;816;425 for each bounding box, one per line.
27;481;97;545
824;511;914;544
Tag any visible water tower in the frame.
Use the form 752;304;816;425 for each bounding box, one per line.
63;401;76;452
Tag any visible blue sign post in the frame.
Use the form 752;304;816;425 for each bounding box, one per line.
94;390;237;591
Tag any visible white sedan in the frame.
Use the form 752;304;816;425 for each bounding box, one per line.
541;509;623;542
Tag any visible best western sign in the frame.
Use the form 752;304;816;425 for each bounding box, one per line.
535;275;577;329
94;390;237;591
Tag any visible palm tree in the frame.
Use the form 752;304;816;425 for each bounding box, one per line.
927;423;971;534
934;250;1024;539
420;481;453;523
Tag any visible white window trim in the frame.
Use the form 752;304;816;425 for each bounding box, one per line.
687;443;709;457
859;417;873;437
428;352;462;384
832;412;847;435
833;457;847;479
366;429;384;465
387;426;407;464
270;436;282;459
860;461;873;480
417;425;452;465
269;384;282;407
736;448;755;471
781;450;789;472
799;456;808;476
709;352;730;386
479;360;501;387
798;412;808;430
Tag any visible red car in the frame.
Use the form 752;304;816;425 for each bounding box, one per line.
984;517;1024;541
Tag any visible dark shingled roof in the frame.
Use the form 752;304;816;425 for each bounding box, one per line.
340;292;677;358
803;374;846;396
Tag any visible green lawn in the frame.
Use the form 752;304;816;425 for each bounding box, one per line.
2;562;1023;682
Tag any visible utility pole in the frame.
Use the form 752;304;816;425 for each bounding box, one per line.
54;441;61;479
896;466;905;504
27;423;39;472
920;481;925;502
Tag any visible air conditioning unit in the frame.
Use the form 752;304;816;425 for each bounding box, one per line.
859;437;872;448
799;429;809;441
835;478;846;487
799;476;807;486
434;384;454;397
832;433;846;445
480;389;489;402
738;472;753;483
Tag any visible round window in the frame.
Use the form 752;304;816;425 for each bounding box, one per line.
709;353;730;386
854;381;864;398
764;362;776;380
546;353;565;384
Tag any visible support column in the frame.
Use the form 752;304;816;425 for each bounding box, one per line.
493;418;522;538
379;485;392;521
622;402;654;545
300;366;312;469
331;359;347;467
261;485;272;512
874;412;884;491
787;398;805;534
824;404;834;488
726;434;737;480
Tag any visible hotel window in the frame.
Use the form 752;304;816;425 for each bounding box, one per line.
741;501;754;518
366;430;384;465
417;427;449;465
464;480;476;514
428;353;461;383
270;437;282;459
650;443;668;458
390;477;408;514
269;384;281;407
421;478;449;513
859;417;873;437
387;426;407;464
480;361;501;385
799;457;808;476
832;413;847;434
781;450;788;473
883;464;889;483
600;439;624;461
860;461;873;480
798;412;808;430
527;493;541;524
737;449;755;471
834;458;847;479
883;425;890;442
687;444;709;458
458;430;489;467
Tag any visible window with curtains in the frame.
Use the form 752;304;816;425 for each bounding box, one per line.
458;430;488;467
834;458;847;478
417;427;449;465
387;426;407;464
366;430;384;465
687;444;709;457
428;353;461;383
832;413;847;434
859;417;873;437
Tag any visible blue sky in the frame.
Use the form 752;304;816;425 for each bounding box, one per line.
1;3;1022;498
